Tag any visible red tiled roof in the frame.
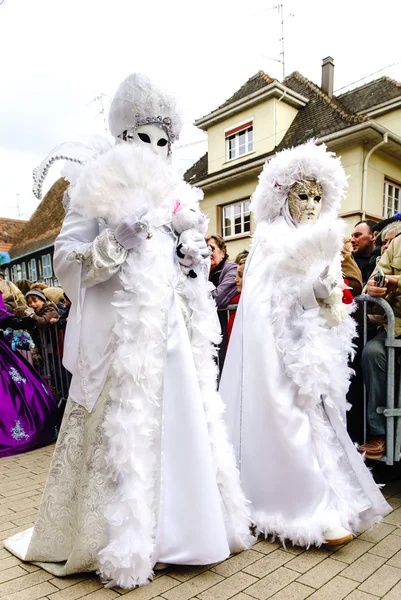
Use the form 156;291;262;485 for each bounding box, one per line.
337;76;401;114
0;217;28;253
185;70;369;185
10;178;69;258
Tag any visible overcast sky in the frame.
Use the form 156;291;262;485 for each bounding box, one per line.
1;0;401;220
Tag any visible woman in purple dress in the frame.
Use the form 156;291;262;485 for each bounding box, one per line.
0;292;60;457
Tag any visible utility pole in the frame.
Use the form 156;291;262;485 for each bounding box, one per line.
272;4;294;80
88;94;108;134
15;193;21;219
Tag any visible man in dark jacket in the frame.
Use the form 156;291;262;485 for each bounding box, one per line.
351;220;376;284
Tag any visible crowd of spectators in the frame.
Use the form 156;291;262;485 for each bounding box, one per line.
0;277;71;405
2;216;401;460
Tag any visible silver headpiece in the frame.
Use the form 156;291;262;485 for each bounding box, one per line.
108;73;183;144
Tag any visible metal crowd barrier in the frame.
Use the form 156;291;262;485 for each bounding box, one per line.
37;327;71;409
221;298;401;466
355;295;401;466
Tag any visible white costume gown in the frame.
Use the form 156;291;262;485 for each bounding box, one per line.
220;216;391;547
4;144;251;588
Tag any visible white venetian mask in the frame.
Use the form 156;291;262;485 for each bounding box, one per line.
121;123;170;160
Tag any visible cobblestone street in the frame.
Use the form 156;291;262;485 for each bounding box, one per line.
1;446;401;600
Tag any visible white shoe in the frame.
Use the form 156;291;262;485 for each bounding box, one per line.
324;526;353;546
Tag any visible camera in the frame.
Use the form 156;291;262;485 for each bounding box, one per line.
373;269;386;287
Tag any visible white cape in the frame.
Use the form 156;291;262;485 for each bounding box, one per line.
220;216;391;547
4;144;252;588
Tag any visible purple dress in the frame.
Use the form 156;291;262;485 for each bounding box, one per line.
0;293;60;458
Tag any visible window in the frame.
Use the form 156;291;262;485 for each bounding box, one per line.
4;267;10;281
383;180;401;217
21;262;27;279
42;254;53;280
225;121;253;160
12;265;18;281
28;258;37;282
222;199;251;238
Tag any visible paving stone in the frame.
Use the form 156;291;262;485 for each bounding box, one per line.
0;521;14;533
168;566;210;582
73;590;119;599
49;576;89;590
285;548;333;574
0;523;34;542
0;569;53;598
307;575;357;599
340;552;386;582
6;581;58;600
252;541;282;555
229;594;255;600
119;575;180;599
335;592;379;600
296;557;345;588
359;522;397;543
162;571;224;600
20;563;40;573
46;578;103;599
329;539;374;564
0;565;29;584
211;550;265;577
12;513;40;527
0;555;22;572
387;497;401;510
382;579;401;599
387;548;401;568
0;483;43;498
198;571;259;600
384;507;401;526
243;550;293;578
244;567;298;599
263;582;315;600
369;533;401;558
389;526;401;537
359;564;401;596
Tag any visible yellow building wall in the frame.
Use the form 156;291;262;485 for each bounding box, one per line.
202;176;258;258
336;145;364;215
201;143;401;249
206;99;298;174
365;151;401;218
376;108;401;137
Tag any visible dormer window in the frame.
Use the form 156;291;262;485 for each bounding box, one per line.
225;121;253;160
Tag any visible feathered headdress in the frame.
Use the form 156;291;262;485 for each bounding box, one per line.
251;140;348;224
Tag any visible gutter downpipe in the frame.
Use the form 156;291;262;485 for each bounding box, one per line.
361;132;388;220
274;90;287;147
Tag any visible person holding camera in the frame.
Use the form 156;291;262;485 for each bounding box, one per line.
359;233;401;459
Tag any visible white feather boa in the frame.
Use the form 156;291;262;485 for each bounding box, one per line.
69;143;252;588
251;217;367;546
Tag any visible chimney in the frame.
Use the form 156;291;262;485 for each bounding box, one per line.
321;56;334;97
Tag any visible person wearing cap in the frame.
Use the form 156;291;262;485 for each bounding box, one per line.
25;289;59;328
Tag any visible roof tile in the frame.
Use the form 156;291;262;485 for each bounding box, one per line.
337;76;401;113
10;178;69;258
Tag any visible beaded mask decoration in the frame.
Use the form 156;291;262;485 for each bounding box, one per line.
287;179;323;225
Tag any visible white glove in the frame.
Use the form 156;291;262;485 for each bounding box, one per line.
24;307;36;317
313;266;337;299
114;206;150;250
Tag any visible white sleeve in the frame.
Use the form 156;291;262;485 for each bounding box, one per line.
54;210;127;305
